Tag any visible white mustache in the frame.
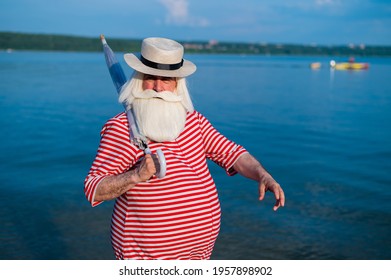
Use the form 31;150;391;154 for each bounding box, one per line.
132;89;183;103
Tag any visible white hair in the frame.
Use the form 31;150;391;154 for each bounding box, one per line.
118;71;194;113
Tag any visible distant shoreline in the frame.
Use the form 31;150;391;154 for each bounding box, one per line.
1;31;391;57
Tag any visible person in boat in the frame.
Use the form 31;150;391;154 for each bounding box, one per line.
84;37;285;260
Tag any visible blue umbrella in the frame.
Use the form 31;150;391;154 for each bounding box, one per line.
100;35;166;178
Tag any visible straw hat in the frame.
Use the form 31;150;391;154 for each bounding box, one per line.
124;37;196;78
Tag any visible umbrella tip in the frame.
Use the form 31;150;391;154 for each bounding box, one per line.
100;34;107;44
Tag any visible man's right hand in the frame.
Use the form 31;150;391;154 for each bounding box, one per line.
135;154;157;182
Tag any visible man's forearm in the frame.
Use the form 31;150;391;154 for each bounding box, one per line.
94;169;140;202
233;153;271;181
233;152;285;211
93;154;156;202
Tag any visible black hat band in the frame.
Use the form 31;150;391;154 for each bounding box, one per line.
140;55;184;71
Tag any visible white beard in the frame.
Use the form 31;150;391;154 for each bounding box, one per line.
131;90;187;142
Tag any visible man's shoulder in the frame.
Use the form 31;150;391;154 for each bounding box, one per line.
107;112;128;124
101;112;128;132
189;110;212;124
187;110;207;121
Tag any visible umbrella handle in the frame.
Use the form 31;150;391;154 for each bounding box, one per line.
156;149;166;178
145;148;167;178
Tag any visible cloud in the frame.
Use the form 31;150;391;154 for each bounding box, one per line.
158;0;209;27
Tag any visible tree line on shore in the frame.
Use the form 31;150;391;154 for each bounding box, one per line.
1;31;390;57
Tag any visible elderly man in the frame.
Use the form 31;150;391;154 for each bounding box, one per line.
84;37;285;260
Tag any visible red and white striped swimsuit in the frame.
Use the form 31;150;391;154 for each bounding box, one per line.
84;111;247;259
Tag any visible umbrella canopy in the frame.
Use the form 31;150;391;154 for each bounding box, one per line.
100;34;148;150
100;35;166;178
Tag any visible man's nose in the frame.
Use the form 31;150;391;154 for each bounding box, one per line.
153;79;164;92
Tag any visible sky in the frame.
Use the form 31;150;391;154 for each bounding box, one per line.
1;0;390;46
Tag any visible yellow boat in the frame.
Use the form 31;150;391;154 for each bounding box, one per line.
330;59;369;70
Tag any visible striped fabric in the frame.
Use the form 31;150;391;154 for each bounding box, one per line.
84;111;247;259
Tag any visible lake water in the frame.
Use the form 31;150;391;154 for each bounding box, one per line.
0;51;390;260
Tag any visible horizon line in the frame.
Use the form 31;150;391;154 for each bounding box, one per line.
1;30;391;48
